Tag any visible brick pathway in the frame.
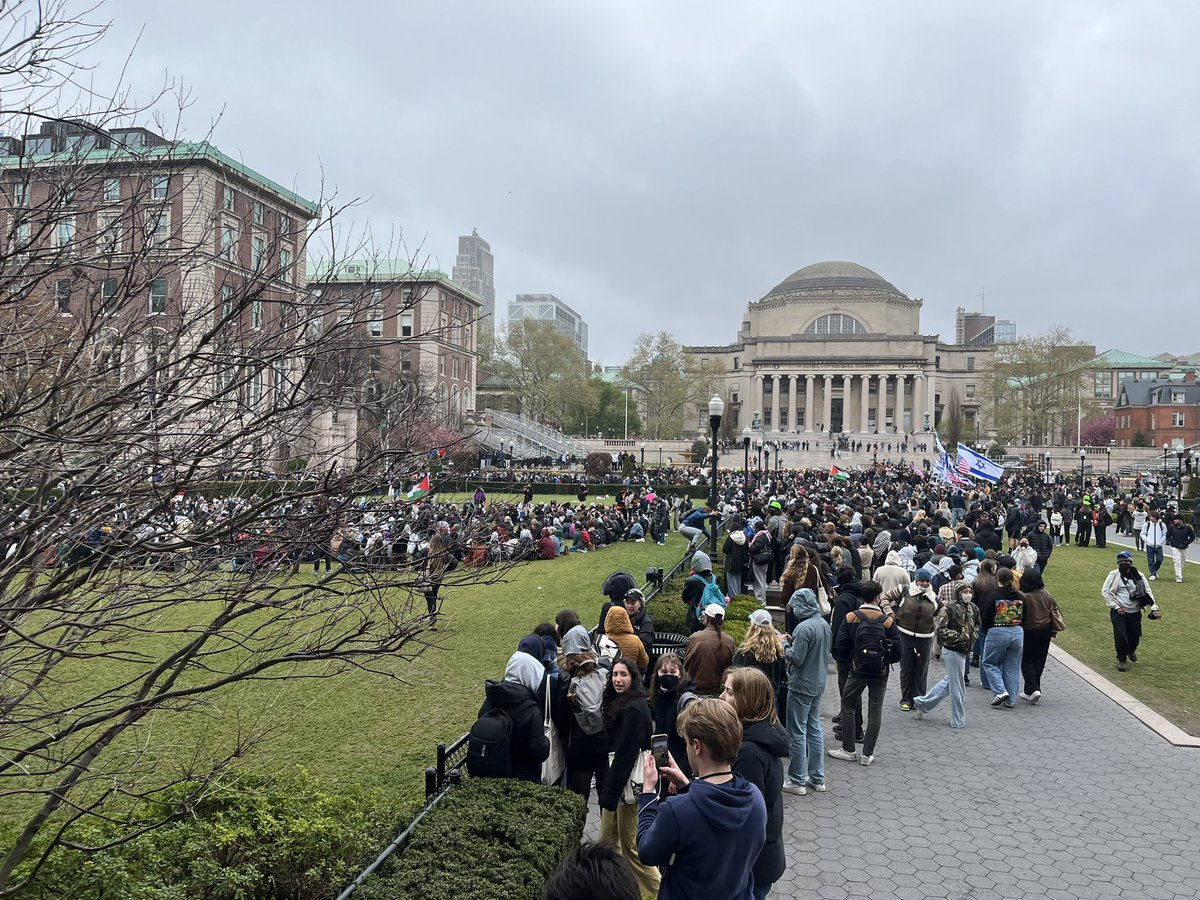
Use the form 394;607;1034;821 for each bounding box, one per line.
586;653;1200;898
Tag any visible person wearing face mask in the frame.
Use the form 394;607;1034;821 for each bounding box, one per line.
1103;551;1161;672
914;581;980;728
648;652;693;778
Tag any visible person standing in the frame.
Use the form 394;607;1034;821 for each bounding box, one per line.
1018;568;1061;703
883;568;940;712
1074;499;1093;547
685;605;736;697
723;520;750;597
830;582;900;767
1141;510;1167;580
1102;551;1161;672
748;521;773;603
1131;502;1148;551
1027;520;1054;573
1094;503;1112;549
783;588;831;795
599;658;659;898
914;580;979;728
1165;512;1195;584
980;567;1024;708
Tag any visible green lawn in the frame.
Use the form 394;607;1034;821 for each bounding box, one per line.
1041;543;1200;735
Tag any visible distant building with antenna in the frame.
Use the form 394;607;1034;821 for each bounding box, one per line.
955;306;1016;347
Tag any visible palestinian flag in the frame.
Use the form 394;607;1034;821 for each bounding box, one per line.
830;466;850;481
407;475;431;501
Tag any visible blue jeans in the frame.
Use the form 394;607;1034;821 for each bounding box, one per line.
915;649;968;727
1145;544;1164;577
974;628;990;690
786;691;824;786
982;627;1023;701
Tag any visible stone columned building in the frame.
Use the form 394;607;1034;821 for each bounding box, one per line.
684;261;987;437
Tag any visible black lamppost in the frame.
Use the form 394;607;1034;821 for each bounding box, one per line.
1078;448;1086;490
1044;451;1052;484
763;443;771;474
708;395;724;555
658;445;662;466
1106;445;1112;474
775;442;781;472
742;426;752;490
756;438;764;471
1177;449;1186;502
640;442;645;468
1163;443;1169;482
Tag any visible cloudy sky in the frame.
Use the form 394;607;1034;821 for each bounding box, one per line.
81;0;1200;362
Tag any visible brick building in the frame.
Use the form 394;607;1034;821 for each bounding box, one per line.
1114;375;1200;449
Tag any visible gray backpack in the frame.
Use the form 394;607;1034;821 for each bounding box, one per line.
568;667;606;735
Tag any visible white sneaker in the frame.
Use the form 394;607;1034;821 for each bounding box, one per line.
858;754;875;767
914;705;925;720
781;779;807;796
805;779;828;792
828;748;859;763
1018;692;1033;702
1150;574;1157;581
1030;690;1042;704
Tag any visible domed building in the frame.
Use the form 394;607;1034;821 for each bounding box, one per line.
684;261;991;437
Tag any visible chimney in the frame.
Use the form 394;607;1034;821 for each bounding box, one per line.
1185;370;1197;383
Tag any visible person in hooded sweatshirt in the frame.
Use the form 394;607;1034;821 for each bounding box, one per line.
784;587;832;796
722;520;750;597
553;625;611;801
606;604;650;672
637;698;767;900
874;549;911;597
721;667;788;900
477;650;550;783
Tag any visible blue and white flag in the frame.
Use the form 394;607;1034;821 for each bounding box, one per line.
956;443;1005;484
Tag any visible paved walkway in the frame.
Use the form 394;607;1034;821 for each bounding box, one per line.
585;651;1200;898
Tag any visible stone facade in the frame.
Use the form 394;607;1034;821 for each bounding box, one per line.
684;261;990;438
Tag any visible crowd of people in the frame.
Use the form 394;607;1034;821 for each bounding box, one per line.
464;457;1191;899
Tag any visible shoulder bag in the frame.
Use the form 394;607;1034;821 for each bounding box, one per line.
607;747;652;804
540;679;565;786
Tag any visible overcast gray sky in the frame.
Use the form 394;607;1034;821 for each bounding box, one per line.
88;0;1200;363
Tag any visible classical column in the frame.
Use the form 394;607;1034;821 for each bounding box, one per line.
860;374;871;433
822;374;833;434
926;373;937;432
804;374;815;433
913;373;925;434
790;374;800;434
882;373;894;430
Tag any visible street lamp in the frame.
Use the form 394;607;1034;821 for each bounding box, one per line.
1106;446;1112;474
707;395;724;555
775;442;781;473
640;442;645;468
1176;449;1186;502
763;443;771;475
742;426;752;490
1079;448;1086;491
756;438;764;471
1044;451;1052;483
658;445;662;466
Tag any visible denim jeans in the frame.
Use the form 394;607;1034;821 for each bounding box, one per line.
974;627;990;690
751;563;769;601
1145;544;1164;578
786;690;824;786
915;649;968;727
982;626;1023;701
727;569;744;598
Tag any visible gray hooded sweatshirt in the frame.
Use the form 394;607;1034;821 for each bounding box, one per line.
786;588;832;697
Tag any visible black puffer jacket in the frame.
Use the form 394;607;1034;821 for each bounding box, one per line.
734;718;788;888
478;679;549;783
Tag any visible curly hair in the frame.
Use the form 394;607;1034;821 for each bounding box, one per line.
736;622;784;663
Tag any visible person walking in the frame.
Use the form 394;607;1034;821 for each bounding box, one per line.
830;581;900;767
599;658;659;897
1165;512;1195;584
1102;551;1161;672
1140;509;1167;580
783;588;831;795
980;567;1024;708
1018;568;1061;703
882;568;940;712
913;580;979;728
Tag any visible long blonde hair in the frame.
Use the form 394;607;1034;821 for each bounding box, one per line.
736;622;784;663
722;666;779;725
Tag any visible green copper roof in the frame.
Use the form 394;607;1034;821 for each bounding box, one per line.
1092;349;1173;369
4;140;319;215
306;258;482;302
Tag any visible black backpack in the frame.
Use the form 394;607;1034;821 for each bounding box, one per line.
851;610;893;677
465;707;513;778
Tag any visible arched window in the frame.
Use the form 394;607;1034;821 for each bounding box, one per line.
804;313;866;335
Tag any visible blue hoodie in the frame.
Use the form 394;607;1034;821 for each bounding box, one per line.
787;589;832;697
637;775;766;900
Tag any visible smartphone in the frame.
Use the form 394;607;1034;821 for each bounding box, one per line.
651;733;669;768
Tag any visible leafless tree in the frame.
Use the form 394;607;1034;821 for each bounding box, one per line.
0;3;498;891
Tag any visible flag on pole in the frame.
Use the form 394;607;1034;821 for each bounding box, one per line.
406;475;431;501
830;465;850;481
956;443;1005;484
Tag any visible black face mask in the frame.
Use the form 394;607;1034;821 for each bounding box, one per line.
657;674;680;692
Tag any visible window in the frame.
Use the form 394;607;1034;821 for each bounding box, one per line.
214;362;235;399
1172;391;1185;403
101;278;119;315
221;224;236;261
804;313;866;335
253;201;264;226
368;307;383;337
151;176;168;199
453;357;460;379
1141;371;1156;380
55;216;76;249
98;213;122;253
369;348;381;372
14;220;30;250
150;211;169;248
222;185;235;211
399;313;413;337
965;383;976;399
55;280;71;315
221;285;234;321
252;235;264;271
279;213;291;235
251;299;263;329
148;278;167;314
439;354;445;375
250;369;264;406
1173;412;1185;427
967;356;976;372
279;246;291;281
12;183;29;207
1117;370;1134;384
733;357;740;369
104;178;120;202
1094;372;1112;399
400;349;412;372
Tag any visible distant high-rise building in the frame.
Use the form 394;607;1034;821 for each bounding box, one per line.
508;294;588;357
453;229;495;334
955;306;1016;347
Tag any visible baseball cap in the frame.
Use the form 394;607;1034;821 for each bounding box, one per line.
624;588;644;602
748;608;773;627
704;603;726;619
1116;551;1133;562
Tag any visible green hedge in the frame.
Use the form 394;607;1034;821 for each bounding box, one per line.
16;772;411;900
355;779;586;900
